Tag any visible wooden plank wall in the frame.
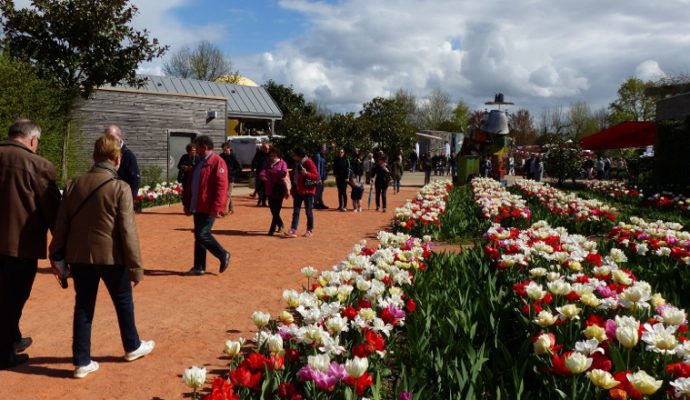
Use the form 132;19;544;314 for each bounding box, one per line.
76;89;227;180
657;92;690;121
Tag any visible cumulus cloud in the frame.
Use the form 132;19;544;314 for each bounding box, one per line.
237;0;690;113
635;60;666;81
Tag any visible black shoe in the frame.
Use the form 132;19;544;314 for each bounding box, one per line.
0;354;29;370
183;267;205;276
219;252;231;273
14;337;32;353
321;204;329;209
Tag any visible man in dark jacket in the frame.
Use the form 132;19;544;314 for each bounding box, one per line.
0;119;61;369
333;148;351;211
105;125;140;203
313;145;329;209
220;142;242;214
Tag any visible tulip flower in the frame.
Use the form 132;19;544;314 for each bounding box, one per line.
182;366;206;399
345;357;369;378
565;352;592;374
224;338;243;358
626;370;662;395
587;369;620;389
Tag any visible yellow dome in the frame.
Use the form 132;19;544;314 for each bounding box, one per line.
216;75;258;87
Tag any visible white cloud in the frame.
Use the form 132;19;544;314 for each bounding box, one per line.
237;0;690;114
635;60;666;81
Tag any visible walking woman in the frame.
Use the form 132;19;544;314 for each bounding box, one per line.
371;154;391;212
284;146;320;238
391;154;403;194
50;135;154;379
259;147;289;236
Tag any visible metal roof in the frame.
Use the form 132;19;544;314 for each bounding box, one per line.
113;75;283;120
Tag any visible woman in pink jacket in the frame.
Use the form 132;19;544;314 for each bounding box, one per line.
284;146;320;238
259;147;289;236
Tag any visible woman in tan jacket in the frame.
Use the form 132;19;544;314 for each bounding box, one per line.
50;134;154;379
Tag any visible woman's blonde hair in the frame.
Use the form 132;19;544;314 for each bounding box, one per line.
93;134;122;163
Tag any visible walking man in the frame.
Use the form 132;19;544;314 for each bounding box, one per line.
314;144;329;209
0;120;61;369
104;125;141;207
219;142;241;215
182;136;231;276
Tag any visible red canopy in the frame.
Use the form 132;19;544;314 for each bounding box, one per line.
580;121;656;150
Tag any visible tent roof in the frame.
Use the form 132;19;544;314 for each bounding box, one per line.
580;121;656;150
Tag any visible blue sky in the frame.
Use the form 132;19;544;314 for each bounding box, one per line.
167;0;307;56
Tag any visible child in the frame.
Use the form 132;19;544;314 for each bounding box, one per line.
349;177;364;212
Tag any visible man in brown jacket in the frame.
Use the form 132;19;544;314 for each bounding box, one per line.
0;119;61;369
50;134;153;378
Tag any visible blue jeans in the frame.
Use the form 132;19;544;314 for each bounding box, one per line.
291;193;314;231
71;264;141;366
315;183;326;206
193;213;227;270
394;179;401;192
0;256;37;362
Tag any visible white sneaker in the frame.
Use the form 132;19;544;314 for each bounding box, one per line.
124;340;155;361
74;361;99;378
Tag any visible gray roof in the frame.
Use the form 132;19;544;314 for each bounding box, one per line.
113;75;282;120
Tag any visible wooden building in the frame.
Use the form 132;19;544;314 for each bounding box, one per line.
77;75;282;181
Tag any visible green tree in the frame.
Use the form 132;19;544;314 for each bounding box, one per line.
438;100;471;133
327;112;371;154
359;97;415;157
0;53;78;172
609;77;656;123
1;0;168;180
263;80;326;155
543;134;582;186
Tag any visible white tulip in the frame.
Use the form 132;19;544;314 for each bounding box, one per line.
182;366;206;390
223;338;243;358
307;354;330;372
251;311;271;328
266;334;284;354
565;352;592;374
345;357;369;378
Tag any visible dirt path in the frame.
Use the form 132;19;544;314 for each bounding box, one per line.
0;186;419;399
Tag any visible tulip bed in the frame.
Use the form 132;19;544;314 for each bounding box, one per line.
392;180;452;237
584;181;643;202
471;177;531;227
484;219;690;399
135;182;183;209
608;217;690;308
182;181;453;400
515;179;617;234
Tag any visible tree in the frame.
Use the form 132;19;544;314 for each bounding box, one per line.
392;89;420;128
0;53;76;171
164;40;239;82
418;88;453;130
543;135;582;186
1;0;168;181
538;106;569;135
567;101;599;140
359;97;415;157
509;109;537;145
609;77;656;123
262;80;326;155
438;100;471;133
327;112;371;154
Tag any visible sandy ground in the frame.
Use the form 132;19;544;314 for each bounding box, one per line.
0;180;434;399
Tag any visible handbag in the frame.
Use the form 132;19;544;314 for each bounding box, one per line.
304;178;323;188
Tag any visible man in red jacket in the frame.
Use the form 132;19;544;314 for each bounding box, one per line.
182;135;231;276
